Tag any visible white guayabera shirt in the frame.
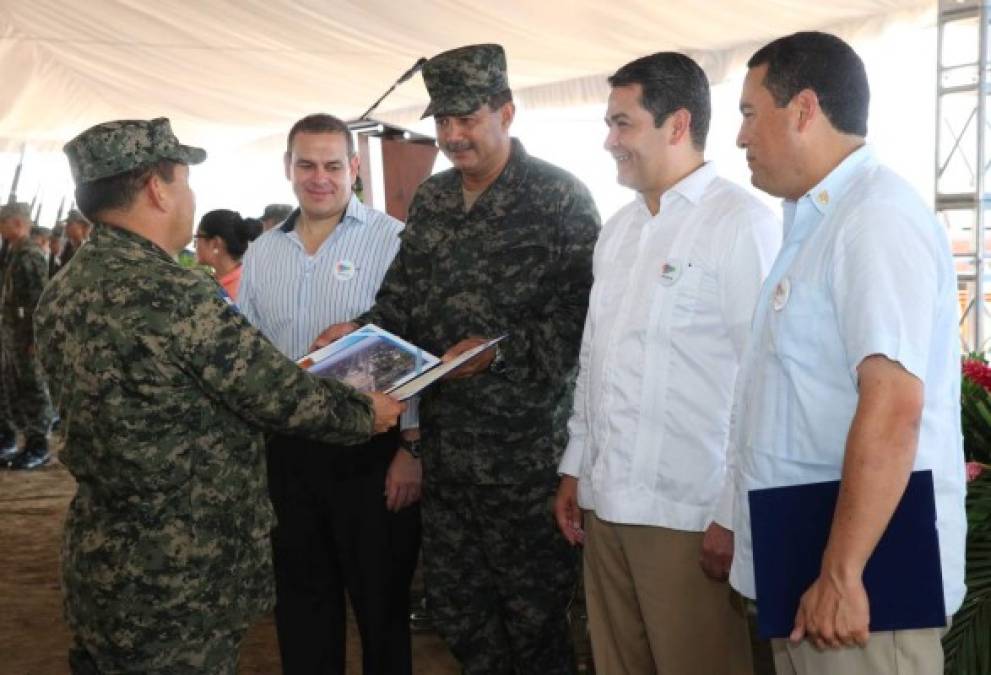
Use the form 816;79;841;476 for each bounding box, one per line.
559;162;780;532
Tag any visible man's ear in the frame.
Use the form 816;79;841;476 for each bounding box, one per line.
349;153;361;187
146;172;170;213
284;152;293;182
667;108;693;146
500;101;516;130
792;88;820;133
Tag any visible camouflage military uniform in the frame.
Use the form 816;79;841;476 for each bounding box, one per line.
35;222;376;674
0;236;53;448
362;138;599;674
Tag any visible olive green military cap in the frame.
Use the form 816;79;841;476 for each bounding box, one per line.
0;201;32;220
421;44;511;119
63;117;206;185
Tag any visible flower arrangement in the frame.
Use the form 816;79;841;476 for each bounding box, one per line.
943;354;991;675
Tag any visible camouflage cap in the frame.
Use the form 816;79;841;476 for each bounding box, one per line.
0;201;32;221
63;117;206;185
261;203;293;221
421;44;510;119
64;209;88;225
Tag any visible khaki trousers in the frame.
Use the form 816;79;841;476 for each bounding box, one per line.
583;512;753;675
771;626;944;675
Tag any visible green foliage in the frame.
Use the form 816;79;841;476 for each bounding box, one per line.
944;470;991;675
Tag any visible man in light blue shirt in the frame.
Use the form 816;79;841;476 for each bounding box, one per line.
721;32;967;675
238;113;421;675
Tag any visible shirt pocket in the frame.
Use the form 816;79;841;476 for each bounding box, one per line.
766;279;853;468
480;232;554;310
666;261;708;328
770;279;834;364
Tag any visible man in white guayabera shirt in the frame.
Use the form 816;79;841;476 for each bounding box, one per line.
553;52;780;675
726;32;966;675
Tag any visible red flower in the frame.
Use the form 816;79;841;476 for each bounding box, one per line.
966;461;985;483
963;359;991;391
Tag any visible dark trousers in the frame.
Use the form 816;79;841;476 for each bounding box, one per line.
266;430;421;675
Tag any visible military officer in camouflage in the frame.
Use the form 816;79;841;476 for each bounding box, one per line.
36;117;405;675
0;201;54;470
316;44;600;675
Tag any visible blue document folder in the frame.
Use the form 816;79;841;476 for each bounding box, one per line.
748;470;946;639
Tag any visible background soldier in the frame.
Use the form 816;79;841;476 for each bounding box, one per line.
318;43;600;675
259;202;293;231
0;201;53;470
58;209;91;270
37;117;404;673
30;225;53;256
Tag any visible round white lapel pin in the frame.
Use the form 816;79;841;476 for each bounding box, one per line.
334;259;356;281
772;277;791;311
659;259;684;286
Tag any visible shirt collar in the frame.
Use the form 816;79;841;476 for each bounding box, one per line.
279;193;366;234
794;144;874;217
635;160;717;213
667;161;717;206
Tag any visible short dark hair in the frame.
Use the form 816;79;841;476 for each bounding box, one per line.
486;89;514;112
608;52;711;151
74;160;177;222
748;31;869;136
197;209;263;261
286;113;355;157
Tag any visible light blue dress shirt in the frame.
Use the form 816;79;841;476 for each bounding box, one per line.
724;146;967;615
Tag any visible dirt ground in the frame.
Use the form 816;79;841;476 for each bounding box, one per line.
0;444;768;675
0;444;459;675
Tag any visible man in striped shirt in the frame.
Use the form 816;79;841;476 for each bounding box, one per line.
238;113;421;675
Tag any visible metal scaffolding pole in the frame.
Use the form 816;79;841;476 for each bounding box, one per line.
938;0;991;353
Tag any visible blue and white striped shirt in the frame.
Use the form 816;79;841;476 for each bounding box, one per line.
239;195;403;361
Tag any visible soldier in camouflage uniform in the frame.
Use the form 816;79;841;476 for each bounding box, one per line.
0;201;54;470
37;117;405;674
317;44;600;675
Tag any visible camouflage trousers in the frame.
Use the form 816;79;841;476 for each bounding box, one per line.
68;627;245;675
0;341;53;445
421;479;580;675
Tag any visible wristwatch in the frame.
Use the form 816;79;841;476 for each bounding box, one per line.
399;438;422;459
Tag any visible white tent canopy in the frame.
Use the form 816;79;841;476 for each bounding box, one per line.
1;0;933;153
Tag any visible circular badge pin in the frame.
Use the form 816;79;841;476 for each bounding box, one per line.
772;277;791;311
659;259;684;287
334;259;356;281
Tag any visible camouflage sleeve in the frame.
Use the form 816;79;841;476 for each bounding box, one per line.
169;281;375;444
498;182;600;386
13;249;48;346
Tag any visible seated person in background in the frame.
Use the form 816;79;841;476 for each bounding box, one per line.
194;209;261;300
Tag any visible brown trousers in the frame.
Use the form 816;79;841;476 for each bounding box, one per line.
772;625;944;675
583;512;753;675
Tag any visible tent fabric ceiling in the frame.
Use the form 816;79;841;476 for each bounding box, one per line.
0;0;932;152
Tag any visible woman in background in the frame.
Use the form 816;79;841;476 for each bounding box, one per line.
194;209;262;300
